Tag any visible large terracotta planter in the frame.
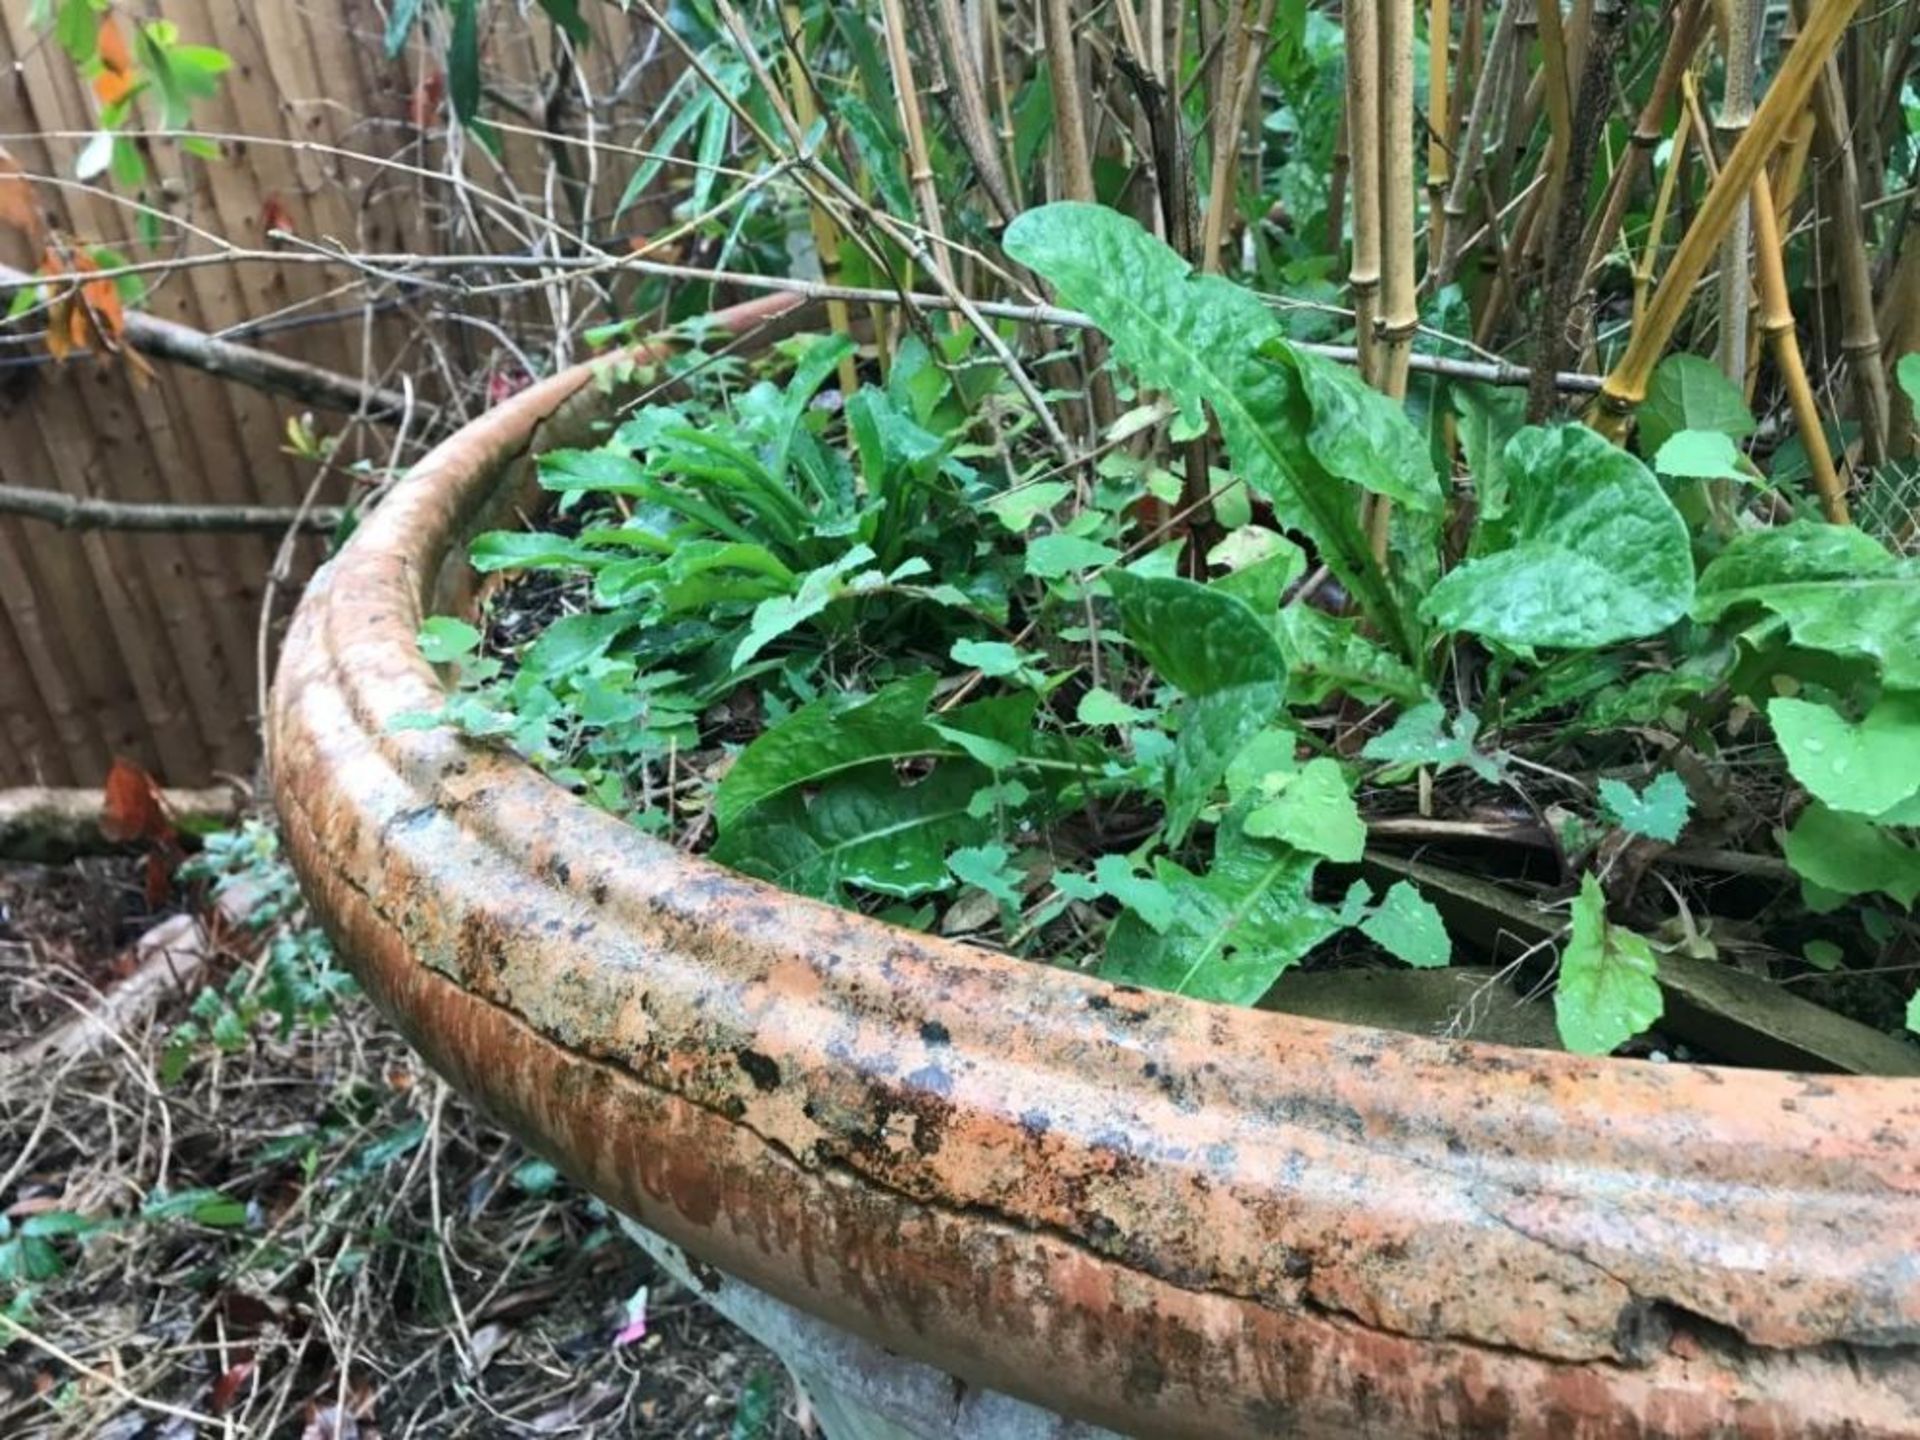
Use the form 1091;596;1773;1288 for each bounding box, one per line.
270;297;1920;1438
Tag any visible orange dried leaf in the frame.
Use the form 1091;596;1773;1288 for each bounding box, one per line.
0;147;40;241
102;756;168;844
93;17;136;104
260;193;297;238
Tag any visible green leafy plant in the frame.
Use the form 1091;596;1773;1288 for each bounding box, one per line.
419;202;1920;1063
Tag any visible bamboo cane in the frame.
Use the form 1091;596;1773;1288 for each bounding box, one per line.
1750;167;1849;522
1590;0;1868;440
1436;0;1523;289
1713;0;1758;384
1427;0;1452;273
780;2;861;397
1376;0;1419;399
1345;0;1384;380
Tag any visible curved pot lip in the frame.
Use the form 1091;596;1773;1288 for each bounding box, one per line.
271;295;1920;1438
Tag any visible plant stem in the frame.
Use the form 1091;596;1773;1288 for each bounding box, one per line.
1713;0;1758;386
1345;0;1384;380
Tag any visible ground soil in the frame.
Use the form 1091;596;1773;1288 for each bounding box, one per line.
0;850;806;1439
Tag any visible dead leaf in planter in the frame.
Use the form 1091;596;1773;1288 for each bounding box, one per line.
93;17;137;105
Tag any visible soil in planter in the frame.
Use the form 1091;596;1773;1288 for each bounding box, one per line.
411;293;1920;1077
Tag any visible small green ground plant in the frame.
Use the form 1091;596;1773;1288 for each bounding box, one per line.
417;203;1920;1065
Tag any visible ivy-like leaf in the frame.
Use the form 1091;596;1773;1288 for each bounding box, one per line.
1361;701;1502;782
1422;424;1693;649
1770;694;1920;819
1359;881;1451;969
1555;874;1664;1055
1596;773;1692;842
1638;353;1756;457
1653;429;1751;483
1241;756;1365;862
1004;202;1423;657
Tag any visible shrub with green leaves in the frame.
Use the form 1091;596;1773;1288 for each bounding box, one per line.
415;207;1920;1066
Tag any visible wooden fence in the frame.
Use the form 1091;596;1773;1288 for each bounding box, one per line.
0;0;678;788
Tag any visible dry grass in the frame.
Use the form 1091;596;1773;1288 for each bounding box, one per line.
0;838;802;1439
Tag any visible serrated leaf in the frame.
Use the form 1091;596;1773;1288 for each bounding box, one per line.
1025;533;1120;578
1769;694;1920;818
1782;803;1920;907
1360;881;1450;968
1090;853;1176;932
1241;756;1364;861
1422;424;1693;649
1597;772;1692;842
1108;571;1287;840
1694;523;1920;689
1273;606;1426;706
1100;819;1336;1003
732;546;875;669
1638;353;1756;457
712;764;987;901
1554;874;1663;1054
1003;202;1419;656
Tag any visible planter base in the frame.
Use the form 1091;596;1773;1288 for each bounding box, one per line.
617;1216;1119;1440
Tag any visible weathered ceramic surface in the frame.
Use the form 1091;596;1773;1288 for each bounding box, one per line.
271;297;1920;1439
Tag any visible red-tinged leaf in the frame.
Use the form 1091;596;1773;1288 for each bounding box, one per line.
409;72;445;129
102;756;168;843
260;194;297;239
0;147;41;241
210;1358;255;1414
144;850;172;908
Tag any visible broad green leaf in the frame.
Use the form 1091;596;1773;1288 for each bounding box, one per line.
712;764;987;901
1782;803;1920;907
1597;773;1692;842
1279;342;1444;516
1694;523;1920;689
1105;571;1286;696
417;617;481;664
538;447;648;491
1898;354;1920;415
1108;572;1287;840
524;612;626;678
1004;203;1418;657
1242;756;1365;861
1025;533;1121;577
1101;819;1337;1003
732;546;876;669
1908;989;1920;1036
1555;874;1664;1054
1638;353;1756;457
1361;701;1502;782
1360;881;1450;968
471;531;607;572
715;676;940;828
1421;424;1693;649
1653;429;1751;483
1769;694;1920;818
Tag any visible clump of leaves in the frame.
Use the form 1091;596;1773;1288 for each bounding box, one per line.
417;208;1920;1065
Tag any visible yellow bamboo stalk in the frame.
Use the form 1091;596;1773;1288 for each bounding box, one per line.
1377;0;1419;400
1427;0;1452;272
1590;0;1868;440
1634;123;1688;332
1345;0;1383;380
781;2;860;396
880;0;952;284
1750;167;1849;522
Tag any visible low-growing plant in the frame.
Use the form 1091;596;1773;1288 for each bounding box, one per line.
417;204;1920;1063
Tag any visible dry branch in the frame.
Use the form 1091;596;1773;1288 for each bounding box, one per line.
0;262;439;430
0;483;346;534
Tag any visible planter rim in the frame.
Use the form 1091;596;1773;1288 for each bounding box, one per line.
270;295;1920;1439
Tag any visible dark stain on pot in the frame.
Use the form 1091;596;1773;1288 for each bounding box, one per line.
919;1019;951;1046
735;1047;781;1092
